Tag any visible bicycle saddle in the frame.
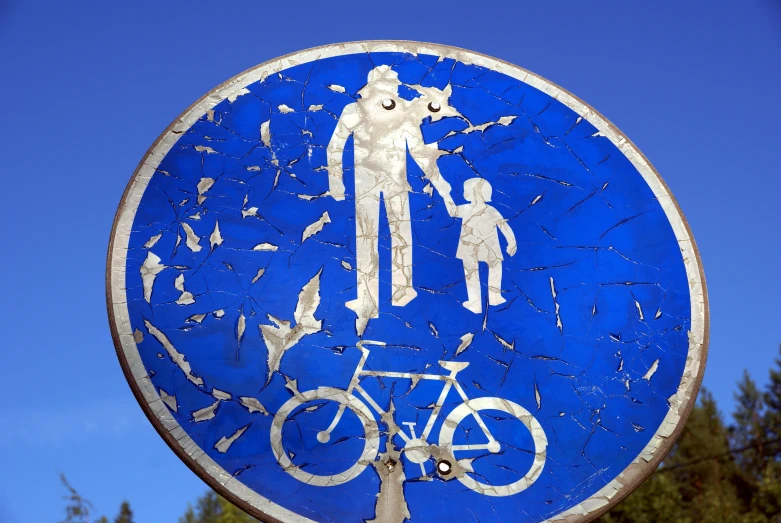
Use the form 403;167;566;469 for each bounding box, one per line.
439;360;470;372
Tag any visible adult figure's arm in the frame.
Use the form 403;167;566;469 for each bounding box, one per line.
406;125;456;216
326;103;359;201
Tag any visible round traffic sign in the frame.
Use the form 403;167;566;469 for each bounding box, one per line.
107;41;707;522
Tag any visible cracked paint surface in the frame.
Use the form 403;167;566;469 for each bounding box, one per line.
109;42;706;523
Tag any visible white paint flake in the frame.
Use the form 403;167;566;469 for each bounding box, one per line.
186;313;207;324
251;268;265;284
635;299;644;320
192;400;220;422
253;243;278;251
215;424;250;453
174;273;195;305
213;309;225;318
447;115;517;137
197;177;215;205
535;382;541;410
239;397;269;415
643;359;660;381
209;220;223;249
284;376;307;401
181;223;202;252
242;206;258;218
141;252;167;303
341;260;352;271
144;233;162;249
550;276;563;333
260;269;323;381
237;312;246;343
493;332;515;351
277;104;295;114
260;120;271;148
194;145;218;154
455;333;475;356
227;87;250;103
301;211;331;243
308;104;323;112
159;388;177;413
327;84;346;93
212;388;232;400
144;320;203;386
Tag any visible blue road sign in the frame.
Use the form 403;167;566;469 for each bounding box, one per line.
108;42;708;522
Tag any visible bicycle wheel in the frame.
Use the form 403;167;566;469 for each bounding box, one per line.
439;397;547;497
270;387;380;487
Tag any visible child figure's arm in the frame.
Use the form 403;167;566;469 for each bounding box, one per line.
497;216;517;256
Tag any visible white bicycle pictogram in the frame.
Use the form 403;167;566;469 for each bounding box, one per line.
270;340;548;497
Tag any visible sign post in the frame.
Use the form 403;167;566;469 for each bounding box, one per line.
108;41;708;522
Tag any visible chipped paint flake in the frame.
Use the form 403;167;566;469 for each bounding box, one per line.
301;211;331;243
140;252;167;303
209;220;223;249
192;400;220;422
643;359;660;381
455;333;474;356
252;242;278;251
181;223;202;252
144;320;203;386
144;233;162;249
159;388;177;413
251;268;265;284
260;269;323;381
239;397;269;415
197;177;215;205
215;424;250;453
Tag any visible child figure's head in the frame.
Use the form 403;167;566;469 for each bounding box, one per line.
463;178;492;203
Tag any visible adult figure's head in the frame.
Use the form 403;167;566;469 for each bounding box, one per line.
358;65;401;98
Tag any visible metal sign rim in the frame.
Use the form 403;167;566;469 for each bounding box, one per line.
105;39;709;523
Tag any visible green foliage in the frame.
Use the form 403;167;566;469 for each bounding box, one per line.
602;344;781;522
59;475;122;523
114;501;134;523
179;491;258;523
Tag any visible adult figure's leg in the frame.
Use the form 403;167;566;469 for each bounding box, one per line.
347;187;381;323
384;189;417;306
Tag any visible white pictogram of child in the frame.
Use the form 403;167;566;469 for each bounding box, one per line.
447;178;517;314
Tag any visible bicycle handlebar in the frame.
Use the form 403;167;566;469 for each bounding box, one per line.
356;340;386;352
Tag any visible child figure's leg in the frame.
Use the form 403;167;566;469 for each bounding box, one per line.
462;258;482;314
488;260;506;306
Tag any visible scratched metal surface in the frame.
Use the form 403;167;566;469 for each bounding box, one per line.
108;42;707;523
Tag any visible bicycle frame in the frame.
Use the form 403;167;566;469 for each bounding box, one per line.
321;340;499;452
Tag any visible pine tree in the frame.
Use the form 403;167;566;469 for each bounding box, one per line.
765;345;781;451
114;501;134;523
600;472;690;523
59;474;109;523
180;490;258;523
732;369;767;477
666;388;743;521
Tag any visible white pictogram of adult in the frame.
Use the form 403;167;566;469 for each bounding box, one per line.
327;66;458;333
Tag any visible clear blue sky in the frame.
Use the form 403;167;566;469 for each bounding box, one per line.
0;1;779;522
